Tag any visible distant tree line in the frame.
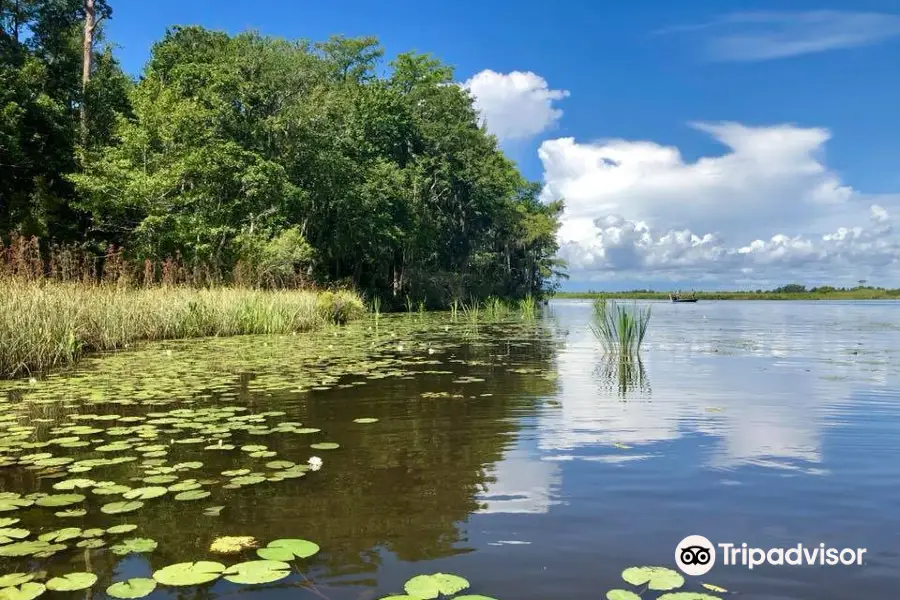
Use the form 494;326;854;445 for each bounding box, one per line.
1;2;566;306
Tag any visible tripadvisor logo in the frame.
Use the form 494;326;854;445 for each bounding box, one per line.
675;535;867;575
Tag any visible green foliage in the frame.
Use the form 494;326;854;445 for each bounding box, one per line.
591;298;651;355
0;12;563;304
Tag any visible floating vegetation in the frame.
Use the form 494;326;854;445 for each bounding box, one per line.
377;573;498;600
45;572;98;591
604;566;721;600
222;560;291;584
0;582;45;600
152;561;226;587
110;538;158;555
256;538;319;561
591;298;651;355
106;578;157;599
353;417;379;424
210;536;258;554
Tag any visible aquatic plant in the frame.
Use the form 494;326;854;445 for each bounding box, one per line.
450;297;460;321
605;565;725;600
210;536;258;554
484;297;507;320
379;573;498;600
590;298;651;355
518;294;537;321
0;279;366;378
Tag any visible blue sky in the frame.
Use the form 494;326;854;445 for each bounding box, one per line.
107;0;900;290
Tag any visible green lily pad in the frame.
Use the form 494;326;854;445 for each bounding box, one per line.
607;591;642;600
123;487;168;500
256;538;319;561
310;443;339;450
52;479;95;490
46;573;97;592
0;498;33;512
353;418;378;424
174;490;210;501
142;475;177;485
0;541;56;557
101;501;143;514
0;518;20;528
110;538;157;555
152;561;225;586
657;594;722;600
0;574;33;589
265;461;295;470
404;575;440;599
622;567;684;591
80;528;106;538
0;528;30;544
222;560;291;584
38;527;81;542
432;574;470;595
241;445;267;453
230;475;265;486
54;509;86;518
106;578;157;599
76;539;105;549
701;584;727;593
168;481;201;492
221;469;249;477
107;524;138;534
203;506;224;516
92;484;131;496
0;582;45;600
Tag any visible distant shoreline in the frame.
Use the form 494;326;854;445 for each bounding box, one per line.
554;290;900;301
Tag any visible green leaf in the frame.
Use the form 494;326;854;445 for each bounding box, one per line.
101;501;143;514
106;579;157;599
0;518;20;528
353;418;378;424
0;541;58;557
153;561;225;586
0;582;45;600
621;566;684;591
657;594;722;600
203;506;224;516
0;528;30;544
433;573;469;595
54;509;87;518
701;583;728;593
76;539;105;549
310;442;339;450
123;486;168;500
107;524;138;534
262;538;319;559
0;498;33;512
404;575;440;599
110;538;157;555
222;560;291;584
607;591;642;600
38;527;81;542
0;574;33;590
46;573;98;592
174;490;210;501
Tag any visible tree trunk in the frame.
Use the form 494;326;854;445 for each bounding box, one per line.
81;0;95;145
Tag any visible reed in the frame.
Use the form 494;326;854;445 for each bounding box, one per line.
0;280;365;378
590;297;651;355
450;297;460;321
518;294;537;321
484;296;508;320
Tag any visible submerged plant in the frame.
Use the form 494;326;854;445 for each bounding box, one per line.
590;298;651;355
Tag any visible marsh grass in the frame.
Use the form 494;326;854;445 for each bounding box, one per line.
518;294;537;321
0;280;365;378
484;296;508;320
590;297;651;355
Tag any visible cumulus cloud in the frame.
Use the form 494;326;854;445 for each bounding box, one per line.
463;70;569;141
540;123;900;284
660;11;900;61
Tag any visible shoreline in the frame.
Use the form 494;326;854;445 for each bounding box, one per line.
554;291;900;301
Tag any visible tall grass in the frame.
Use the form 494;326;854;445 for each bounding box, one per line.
518;294;537;321
590;297;651;355
0;280;365;378
484;296;508;320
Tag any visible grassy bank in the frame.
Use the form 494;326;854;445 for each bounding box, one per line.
556;288;900;301
0;280;365;378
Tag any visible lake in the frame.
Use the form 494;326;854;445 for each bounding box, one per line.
0;299;898;600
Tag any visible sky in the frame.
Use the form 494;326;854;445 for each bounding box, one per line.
106;0;900;290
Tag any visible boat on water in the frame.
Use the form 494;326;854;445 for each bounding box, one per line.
669;291;698;303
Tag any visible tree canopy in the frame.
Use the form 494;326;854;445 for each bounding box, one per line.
2;5;566;305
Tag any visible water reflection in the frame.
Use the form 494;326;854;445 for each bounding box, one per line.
594;355;650;398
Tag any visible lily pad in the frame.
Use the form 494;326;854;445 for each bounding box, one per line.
101;501;143;514
222;560;291;584
404;576;440;599
622;567;684;591
123;487;168;500
76;539;105;549
107;524;138;534
257;538;319;560
657;594;722;600
110;538;157;555
0;541;57;557
0;582;45;600
38;527;81;542
54;509;86;518
168;481;201;492
0;528;30;544
174;490;210;501
310;443;339;450
152;561;225;586
607;591;642;600
265;461;295;470
433;574;469;595
353;418;379;424
701;584;727;593
0;518;20;528
52;479;95;490
46;573;97;592
203;506;224;516
0;574;33;589
0;498;33;512
106;579;157;599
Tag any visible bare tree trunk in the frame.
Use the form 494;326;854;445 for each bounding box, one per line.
81;0;95;146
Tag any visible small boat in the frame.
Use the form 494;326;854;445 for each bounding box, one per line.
670;292;698;303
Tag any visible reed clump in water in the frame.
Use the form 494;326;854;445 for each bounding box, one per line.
590;297;651;355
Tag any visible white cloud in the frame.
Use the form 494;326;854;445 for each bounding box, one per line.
540;123;900;284
663;11;900;61
463;70;569;141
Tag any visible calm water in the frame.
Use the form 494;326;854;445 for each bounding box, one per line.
1;300;899;599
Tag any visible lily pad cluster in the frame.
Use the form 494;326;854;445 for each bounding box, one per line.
379;573;497;600
605;566;726;600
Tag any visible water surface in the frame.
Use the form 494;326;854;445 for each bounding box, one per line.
1;300;898;600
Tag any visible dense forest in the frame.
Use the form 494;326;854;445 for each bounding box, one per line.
0;1;566;306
